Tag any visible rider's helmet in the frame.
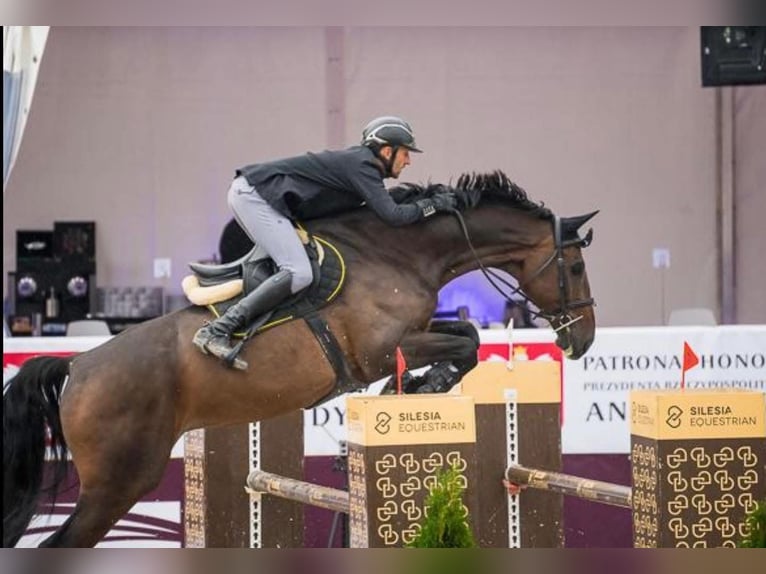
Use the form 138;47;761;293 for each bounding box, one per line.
361;116;422;153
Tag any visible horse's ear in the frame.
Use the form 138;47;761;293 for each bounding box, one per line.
562;210;599;232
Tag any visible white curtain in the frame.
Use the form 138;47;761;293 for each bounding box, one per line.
3;26;49;191
3;26;49;336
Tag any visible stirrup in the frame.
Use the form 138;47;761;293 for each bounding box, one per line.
223;338;249;371
193;328;248;371
208;341;248;371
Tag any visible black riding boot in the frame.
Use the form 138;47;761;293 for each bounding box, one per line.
193;269;293;370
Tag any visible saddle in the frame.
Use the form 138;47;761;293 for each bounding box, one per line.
182;228;345;336
182;228;361;402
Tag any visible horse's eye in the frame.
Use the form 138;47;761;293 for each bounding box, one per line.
571;261;585;276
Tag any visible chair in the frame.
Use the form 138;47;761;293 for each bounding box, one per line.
667;308;717;326
503;300;537;328
432;305;470;321
66;319;112;336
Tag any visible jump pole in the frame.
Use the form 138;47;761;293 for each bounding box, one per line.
504;463;632;509
246;469;349;514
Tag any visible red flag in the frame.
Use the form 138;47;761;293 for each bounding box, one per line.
682;342;699;372
395;346;407;395
680;341;699;390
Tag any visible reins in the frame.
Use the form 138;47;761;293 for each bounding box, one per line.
448;209;594;332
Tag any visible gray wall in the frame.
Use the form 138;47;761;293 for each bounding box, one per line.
3;27;765;326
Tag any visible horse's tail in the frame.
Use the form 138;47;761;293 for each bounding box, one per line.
3;356;71;548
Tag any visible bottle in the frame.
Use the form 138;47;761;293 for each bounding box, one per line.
32;313;43;336
45;287;60;319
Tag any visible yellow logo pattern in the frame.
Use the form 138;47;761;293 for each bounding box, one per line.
632;439;763;548
348;448;470;547
183;429;206;548
348;449;369;548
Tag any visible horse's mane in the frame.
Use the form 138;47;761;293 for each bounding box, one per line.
390;170;553;220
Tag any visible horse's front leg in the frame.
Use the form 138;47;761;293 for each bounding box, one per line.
382;321;480;394
426;320;481;374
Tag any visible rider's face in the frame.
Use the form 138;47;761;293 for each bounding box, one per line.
389;147;411;178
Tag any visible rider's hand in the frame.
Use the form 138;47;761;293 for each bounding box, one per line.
431;192;458;213
416;192;458;218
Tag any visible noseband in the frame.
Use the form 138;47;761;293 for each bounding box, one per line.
519;215;594;331
451;211;594;332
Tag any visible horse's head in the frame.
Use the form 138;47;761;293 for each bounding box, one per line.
442;171;597;360
514;211;597;359
360;171;598;359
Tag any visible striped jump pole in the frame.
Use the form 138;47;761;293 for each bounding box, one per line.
246;469;349;514
504;463;632;509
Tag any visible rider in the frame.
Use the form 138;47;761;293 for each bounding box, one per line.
193;115;458;367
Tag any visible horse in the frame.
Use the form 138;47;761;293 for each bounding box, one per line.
3;171;597;547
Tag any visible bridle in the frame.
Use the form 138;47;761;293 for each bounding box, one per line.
451;210;594;333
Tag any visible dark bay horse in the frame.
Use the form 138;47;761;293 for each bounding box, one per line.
3;171;597;547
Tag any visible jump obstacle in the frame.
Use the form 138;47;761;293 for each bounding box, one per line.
186;362;766;548
246;462;633;516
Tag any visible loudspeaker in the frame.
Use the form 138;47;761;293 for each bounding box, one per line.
54;221;96;263
58;267;97;322
9;268;45;321
11;260;53;304
701;26;766;87
12;222;98;327
17;230;55;262
9;264;97;323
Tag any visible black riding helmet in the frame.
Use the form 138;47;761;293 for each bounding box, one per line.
361;116;422;176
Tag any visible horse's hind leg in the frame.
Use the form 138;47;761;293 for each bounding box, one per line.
39;489;134;547
39;436;175;547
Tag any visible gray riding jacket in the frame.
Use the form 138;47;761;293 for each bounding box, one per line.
236;146;423;225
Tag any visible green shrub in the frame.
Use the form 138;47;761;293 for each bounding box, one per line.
406;464;476;548
739;497;766;548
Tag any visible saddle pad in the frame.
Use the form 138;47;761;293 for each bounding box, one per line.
208;236;345;336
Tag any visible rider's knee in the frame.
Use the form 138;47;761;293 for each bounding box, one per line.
290;266;314;293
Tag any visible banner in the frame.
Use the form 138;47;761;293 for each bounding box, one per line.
561;326;766;454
